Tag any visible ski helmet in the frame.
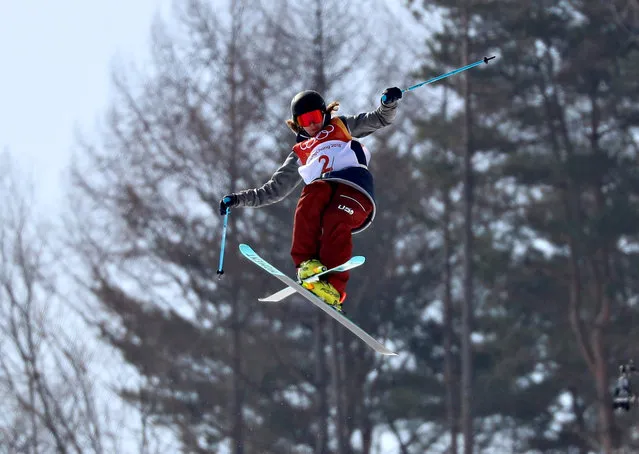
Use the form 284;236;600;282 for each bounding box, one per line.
291;90;326;121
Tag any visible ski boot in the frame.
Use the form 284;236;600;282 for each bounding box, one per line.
297;259;345;312
302;280;345;312
297;259;327;281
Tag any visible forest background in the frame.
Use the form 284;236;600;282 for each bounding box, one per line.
3;1;639;453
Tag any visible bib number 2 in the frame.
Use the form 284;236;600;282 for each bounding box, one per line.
319;155;333;173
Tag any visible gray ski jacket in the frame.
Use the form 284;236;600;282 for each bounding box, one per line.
233;99;399;233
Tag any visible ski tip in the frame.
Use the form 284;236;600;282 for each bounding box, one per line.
239;243;254;254
351;256;365;265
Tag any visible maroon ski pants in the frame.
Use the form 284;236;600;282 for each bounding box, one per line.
291;180;373;296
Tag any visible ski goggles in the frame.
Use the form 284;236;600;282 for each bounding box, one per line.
296;109;324;127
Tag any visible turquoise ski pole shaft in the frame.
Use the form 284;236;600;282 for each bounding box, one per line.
217;209;230;278
382;55;495;103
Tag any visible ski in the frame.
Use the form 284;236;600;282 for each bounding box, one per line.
239;243;397;356
259;256;365;302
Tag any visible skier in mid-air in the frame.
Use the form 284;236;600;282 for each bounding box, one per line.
220;87;402;312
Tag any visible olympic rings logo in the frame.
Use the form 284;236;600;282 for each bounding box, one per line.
299;125;335;150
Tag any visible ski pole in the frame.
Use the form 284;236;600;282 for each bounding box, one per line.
382;55;496;103
217;208;230;278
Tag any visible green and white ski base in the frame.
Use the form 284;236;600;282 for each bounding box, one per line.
239;243;396;356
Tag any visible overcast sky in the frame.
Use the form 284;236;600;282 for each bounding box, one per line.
0;0;174;209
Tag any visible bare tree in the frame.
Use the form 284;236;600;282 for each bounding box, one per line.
65;0;313;452
0;152;106;454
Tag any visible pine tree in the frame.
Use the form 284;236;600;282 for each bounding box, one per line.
406;0;639;451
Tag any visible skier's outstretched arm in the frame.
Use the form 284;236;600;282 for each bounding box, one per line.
342;87;402;138
219;152;302;214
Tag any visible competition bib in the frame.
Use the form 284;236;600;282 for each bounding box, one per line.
293;118;371;184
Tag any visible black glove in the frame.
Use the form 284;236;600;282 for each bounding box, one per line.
381;87;402;105
219;194;239;215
